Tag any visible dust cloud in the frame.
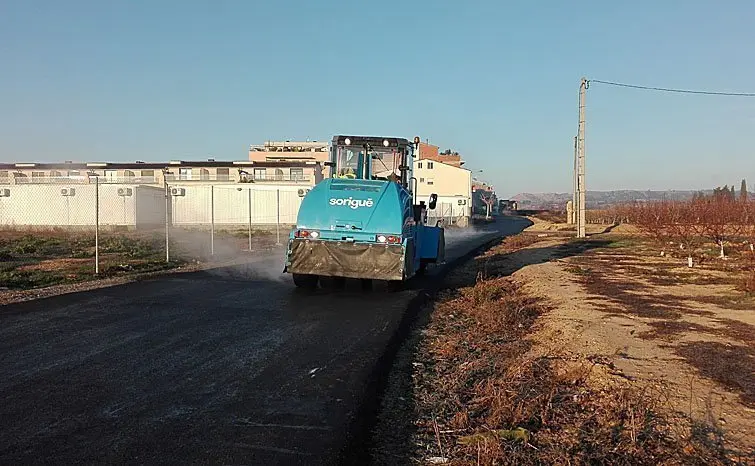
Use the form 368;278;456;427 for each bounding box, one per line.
442;224;492;246
166;226;290;283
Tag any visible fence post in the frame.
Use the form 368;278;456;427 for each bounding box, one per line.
247;188;252;251
95;175;100;274
165;182;170;263
276;189;281;245
210;184;215;256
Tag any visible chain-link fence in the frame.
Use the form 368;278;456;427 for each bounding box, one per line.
0;177;303;289
426;199;472;227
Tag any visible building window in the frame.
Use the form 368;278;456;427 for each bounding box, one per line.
419;177;424;183
418;162;422;169
141;170;154;178
31;171;45;181
290;168;304;180
427;178;434;185
200;168;210;180
216;168;230;181
178;168;191;180
427;162;434;169
253;168;266;180
124;170;135;179
274;168;284;181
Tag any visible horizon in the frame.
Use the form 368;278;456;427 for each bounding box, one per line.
2;1;754;195
515;186;753;195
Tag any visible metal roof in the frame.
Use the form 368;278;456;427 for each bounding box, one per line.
0;160;321;170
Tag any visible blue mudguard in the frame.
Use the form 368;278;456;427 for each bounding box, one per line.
418;225;445;263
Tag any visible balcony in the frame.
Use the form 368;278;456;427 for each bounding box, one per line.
164;175;234;183
11;176;159;184
241;175;311;184
100;176;159;184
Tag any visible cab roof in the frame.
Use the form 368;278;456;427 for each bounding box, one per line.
331;135;411;148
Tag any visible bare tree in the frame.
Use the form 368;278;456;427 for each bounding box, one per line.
632;201;673;256
742;200;755;257
696;196;741;259
479;192;495;220
667;201;701;267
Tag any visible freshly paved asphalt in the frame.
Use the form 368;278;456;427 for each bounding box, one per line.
0;216;531;465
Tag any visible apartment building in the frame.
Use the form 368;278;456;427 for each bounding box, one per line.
0;159;323;186
413;159;472;225
417;142;465;168
248;140;328;162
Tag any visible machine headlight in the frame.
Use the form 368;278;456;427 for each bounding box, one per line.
383;139;390;147
344;138;351;145
376;234;400;244
295;229;320;239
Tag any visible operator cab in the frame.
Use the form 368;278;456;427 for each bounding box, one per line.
327;135;412;188
325;134;437;217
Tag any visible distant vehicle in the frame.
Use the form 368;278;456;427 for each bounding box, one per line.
283;135;445;289
498;199;518;211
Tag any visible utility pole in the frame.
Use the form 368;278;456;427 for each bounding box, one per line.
572;135;577;225
576;77;588;238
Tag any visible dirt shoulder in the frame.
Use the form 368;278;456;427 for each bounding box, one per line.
370;229;754;465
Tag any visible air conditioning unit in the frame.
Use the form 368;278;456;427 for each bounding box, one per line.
60;188;75;196
171;187;186;196
117;187;133;196
0;188;10;197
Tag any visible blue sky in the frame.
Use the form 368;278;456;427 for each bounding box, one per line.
1;1;754;197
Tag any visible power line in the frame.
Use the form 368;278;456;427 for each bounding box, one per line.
589;79;755;97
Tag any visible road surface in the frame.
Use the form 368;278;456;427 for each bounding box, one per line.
0;216;531;465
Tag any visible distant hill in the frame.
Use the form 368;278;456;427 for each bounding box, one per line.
510;190;752;210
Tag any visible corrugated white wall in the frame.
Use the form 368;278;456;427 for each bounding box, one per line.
429;196;472;219
0;184;165;227
0;183;307;228
134;186;167;227
167;184;306;226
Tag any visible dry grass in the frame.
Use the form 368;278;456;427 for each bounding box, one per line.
0;227;278;291
739;268;755;294
410;235;742;465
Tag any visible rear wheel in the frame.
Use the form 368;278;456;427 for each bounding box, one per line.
320;276;346;289
293;273;318;289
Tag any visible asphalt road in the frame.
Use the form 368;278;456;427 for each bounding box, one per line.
0;215;531;465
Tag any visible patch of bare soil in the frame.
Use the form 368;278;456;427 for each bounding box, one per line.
370;232;753;465
15;258;92;272
517;234;755;462
523;216;609;235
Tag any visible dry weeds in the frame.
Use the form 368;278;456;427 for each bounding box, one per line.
409;234;749;465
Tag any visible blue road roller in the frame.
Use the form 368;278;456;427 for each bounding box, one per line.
283;135;445;289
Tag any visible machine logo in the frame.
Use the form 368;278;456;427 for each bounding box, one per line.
329;197;375;209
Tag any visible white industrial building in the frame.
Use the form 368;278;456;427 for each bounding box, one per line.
0;159;321;230
0;184;165;228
